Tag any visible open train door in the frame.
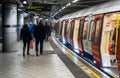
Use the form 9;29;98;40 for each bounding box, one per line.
92;14;103;66
69;19;75;46
63;19;68;43
101;12;119;67
78;17;84;55
116;12;120;75
73;18;80;53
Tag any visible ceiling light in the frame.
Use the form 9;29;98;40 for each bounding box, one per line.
62;6;65;9
72;0;78;3
66;3;71;7
23;1;27;4
59;9;62;11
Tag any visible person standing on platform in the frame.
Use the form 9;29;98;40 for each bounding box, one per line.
45;22;50;41
28;22;34;38
33;20;46;56
20;23;32;56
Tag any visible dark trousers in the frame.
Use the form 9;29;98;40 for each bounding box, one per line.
23;40;30;54
35;39;44;54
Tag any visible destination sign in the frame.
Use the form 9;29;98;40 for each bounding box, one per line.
25;5;51;11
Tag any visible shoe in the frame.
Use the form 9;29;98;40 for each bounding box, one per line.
23;53;25;56
36;54;38;56
27;52;29;55
36;52;38;56
40;52;42;55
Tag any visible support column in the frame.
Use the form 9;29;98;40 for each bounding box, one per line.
32;16;37;25
17;12;24;41
2;3;17;52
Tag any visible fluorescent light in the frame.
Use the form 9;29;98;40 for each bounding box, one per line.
59;9;62;11
23;1;27;4
66;3;71;7
62;6;65;9
72;0;78;3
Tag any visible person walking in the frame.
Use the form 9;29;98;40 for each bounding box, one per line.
20;23;32;56
33;20;46;56
45;22;50;41
28;22;34;34
28;22;34;38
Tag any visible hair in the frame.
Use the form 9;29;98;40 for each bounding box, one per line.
39;20;43;25
23;23;28;28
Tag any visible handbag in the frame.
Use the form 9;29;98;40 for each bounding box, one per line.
29;40;33;49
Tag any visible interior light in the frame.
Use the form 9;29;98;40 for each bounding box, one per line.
23;1;27;4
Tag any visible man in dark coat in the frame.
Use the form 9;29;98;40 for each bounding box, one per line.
20;24;32;56
33;20;46;56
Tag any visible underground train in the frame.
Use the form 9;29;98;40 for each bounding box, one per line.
54;0;120;74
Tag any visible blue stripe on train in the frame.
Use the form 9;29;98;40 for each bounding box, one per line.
59;37;94;62
83;52;94;62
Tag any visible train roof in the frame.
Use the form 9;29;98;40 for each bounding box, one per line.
59;0;120;20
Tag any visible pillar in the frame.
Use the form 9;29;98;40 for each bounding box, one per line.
2;3;17;52
32;16;37;25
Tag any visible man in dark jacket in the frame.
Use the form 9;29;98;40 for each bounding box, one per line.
20;24;32;56
33;20;46;56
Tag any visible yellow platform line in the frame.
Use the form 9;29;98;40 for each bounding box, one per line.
65;47;116;78
65;49;100;78
52;34;116;78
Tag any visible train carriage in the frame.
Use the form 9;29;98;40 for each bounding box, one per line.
55;0;120;75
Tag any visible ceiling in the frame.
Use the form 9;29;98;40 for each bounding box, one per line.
0;0;112;19
54;0;112;19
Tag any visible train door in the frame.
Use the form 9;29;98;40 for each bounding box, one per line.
101;12;119;67
66;19;71;43
60;21;63;39
58;21;62;38
61;20;66;43
82;16;94;61
0;12;1;42
73;18;80;53
69;19;75;46
117;13;120;75
64;20;68;43
78;17;84;55
91;14;103;66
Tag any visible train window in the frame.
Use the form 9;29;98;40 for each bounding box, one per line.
89;21;94;40
78;20;83;38
95;19;101;42
83;21;88;39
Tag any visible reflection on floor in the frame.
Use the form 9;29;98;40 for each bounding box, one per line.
0;41;75;78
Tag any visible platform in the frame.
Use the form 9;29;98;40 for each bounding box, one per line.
0;32;117;78
0;41;75;78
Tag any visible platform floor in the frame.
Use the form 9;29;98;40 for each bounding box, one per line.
0;41;75;78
